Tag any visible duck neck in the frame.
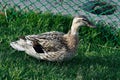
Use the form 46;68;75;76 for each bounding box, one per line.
65;25;79;51
70;24;79;35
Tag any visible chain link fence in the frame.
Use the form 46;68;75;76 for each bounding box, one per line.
0;0;120;27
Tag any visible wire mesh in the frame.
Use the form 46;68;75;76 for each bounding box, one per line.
0;0;120;27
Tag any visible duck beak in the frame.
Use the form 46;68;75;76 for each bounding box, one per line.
86;20;96;28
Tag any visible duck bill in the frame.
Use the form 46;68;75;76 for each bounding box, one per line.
87;21;96;28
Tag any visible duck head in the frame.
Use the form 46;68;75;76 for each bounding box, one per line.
71;15;96;35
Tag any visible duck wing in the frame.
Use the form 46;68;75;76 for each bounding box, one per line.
25;31;67;53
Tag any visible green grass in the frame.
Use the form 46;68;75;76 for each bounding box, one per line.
0;10;120;80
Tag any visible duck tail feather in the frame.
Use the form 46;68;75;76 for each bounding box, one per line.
10;39;26;51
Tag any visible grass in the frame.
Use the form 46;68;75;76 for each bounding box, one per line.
0;9;120;80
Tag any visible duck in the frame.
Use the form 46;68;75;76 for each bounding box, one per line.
10;15;96;61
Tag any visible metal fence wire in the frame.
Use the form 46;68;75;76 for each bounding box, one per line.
0;0;120;26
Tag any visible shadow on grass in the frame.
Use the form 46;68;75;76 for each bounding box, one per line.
0;47;120;79
59;53;120;79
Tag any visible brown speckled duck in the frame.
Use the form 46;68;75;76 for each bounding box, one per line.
10;15;96;61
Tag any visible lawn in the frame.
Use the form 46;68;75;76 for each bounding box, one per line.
0;10;120;80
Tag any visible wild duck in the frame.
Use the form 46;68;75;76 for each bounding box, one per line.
10;15;96;61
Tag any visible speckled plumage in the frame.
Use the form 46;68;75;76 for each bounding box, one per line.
10;16;96;61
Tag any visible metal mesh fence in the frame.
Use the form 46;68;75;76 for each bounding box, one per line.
0;0;120;27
